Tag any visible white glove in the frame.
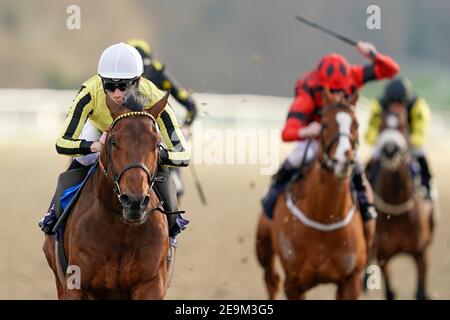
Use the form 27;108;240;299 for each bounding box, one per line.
357;41;377;60
298;121;321;138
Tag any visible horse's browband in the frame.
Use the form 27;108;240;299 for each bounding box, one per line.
110;111;157;131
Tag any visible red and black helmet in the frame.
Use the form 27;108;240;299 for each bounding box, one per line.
316;53;352;91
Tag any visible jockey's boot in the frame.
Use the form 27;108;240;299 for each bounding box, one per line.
261;160;298;218
416;155;437;201
352;168;377;258
38;201;57;235
155;167;189;248
38;159;90;235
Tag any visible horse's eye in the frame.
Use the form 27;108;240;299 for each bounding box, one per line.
110;138;117;147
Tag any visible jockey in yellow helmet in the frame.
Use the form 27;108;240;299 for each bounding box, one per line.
39;43;191;247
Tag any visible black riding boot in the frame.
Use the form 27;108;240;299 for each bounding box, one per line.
416;155;435;200
261;160;298;218
352;166;377;221
352;164;377;259
154;167;189;245
38;159;87;235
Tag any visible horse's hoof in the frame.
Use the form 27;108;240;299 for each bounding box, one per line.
416;292;431;300
386;291;395;300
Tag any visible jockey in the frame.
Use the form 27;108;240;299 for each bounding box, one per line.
127;38;198;197
261;42;399;240
39;42;190;246
365;77;436;200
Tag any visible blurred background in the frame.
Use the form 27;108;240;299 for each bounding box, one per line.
0;0;449;299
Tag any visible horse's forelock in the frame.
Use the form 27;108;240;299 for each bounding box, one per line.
122;87;148;112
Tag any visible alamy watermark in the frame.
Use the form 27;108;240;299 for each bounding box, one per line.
66;5;81;30
365;264;382;290
366;5;381;30
66;265;81;290
178;123;281;176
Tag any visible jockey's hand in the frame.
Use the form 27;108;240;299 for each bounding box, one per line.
99;131;107;145
90;132;107;153
357;41;377;60
90;141;103;153
299;121;321;138
158;144;169;164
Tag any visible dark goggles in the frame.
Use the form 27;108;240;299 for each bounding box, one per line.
101;77;139;92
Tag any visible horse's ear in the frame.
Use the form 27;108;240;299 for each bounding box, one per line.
106;94;124;119
148;92;170;119
348;91;359;107
322;87;334;106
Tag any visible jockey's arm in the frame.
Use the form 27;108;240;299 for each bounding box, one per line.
140;78;191;167
282;90;315;142
364;99;383;145
351;44;400;88
156;103;191;167
55;87;95;157
150;61;198;126
409;98;431;148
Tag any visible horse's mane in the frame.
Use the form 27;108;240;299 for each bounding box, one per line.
122;86;149;112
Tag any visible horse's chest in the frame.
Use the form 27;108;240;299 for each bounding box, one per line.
86;251;157;293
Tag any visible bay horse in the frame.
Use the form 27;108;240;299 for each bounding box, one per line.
256;93;368;300
43;90;175;299
366;106;433;300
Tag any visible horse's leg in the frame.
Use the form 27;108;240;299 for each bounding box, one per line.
284;277;305;300
63;288;84;300
256;214;280;300
414;250;430;300
131;276;166;300
43;236;65;299
379;258;395;300
336;270;362;300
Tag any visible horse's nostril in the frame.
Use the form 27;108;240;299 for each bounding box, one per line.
119;194;132;207
141;195;150;208
383;143;398;159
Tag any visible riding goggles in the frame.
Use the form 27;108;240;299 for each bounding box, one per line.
101;76;139;92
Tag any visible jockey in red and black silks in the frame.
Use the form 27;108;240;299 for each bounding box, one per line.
262;41;399;245
282;50;399;141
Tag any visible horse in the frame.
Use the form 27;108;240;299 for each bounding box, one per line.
43;91;175;299
256;92;368;300
365;105;433;300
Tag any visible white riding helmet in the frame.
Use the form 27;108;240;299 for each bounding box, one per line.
98;42;144;79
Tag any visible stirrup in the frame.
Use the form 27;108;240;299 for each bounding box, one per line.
39;206;57;235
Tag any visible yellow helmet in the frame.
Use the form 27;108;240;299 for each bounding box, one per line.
127;39;152;57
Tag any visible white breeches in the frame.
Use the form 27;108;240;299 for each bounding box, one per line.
73;119;102;166
286;140;319;168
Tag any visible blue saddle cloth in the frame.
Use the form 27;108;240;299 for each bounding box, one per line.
60;182;84;211
55;163;98;239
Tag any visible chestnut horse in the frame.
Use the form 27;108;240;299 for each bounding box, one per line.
43;91;175;299
366;107;433;300
256;94;367;300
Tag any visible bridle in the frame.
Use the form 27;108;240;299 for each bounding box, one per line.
319;104;358;171
98;111;160;200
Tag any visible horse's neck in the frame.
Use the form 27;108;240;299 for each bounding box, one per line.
375;163;414;204
300;161;352;221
